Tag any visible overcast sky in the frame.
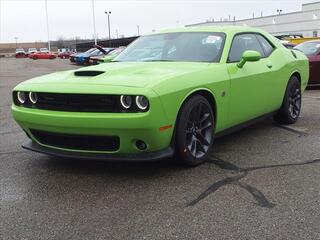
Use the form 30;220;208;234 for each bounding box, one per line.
0;0;319;43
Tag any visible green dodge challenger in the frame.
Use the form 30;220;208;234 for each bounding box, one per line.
12;26;309;166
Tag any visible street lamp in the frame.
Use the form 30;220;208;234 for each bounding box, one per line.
105;11;111;47
44;0;51;51
14;37;18;48
115;29;119;39
92;0;97;45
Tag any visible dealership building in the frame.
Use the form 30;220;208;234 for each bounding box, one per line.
187;1;320;37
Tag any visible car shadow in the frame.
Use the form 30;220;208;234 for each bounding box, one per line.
27;117;319;209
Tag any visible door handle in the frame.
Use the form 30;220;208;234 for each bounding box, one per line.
267;64;273;69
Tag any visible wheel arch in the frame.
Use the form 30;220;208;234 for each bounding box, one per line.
290;71;301;84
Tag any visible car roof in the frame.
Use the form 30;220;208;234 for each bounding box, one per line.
147;26;266;35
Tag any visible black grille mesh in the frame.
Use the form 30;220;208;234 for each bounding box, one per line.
36;93;120;112
30;129;120;151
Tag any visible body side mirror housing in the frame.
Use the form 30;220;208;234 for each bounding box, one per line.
237;50;261;68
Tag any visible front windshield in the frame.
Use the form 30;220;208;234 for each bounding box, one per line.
294;42;320;56
85;48;96;54
115;32;225;63
90;48;106;56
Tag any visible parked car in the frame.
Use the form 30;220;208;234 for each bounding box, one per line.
75;46;114;65
26;48;38;56
15;48;26;58
69;53;77;63
40;48;49;53
294;40;320;87
11;26;309;166
281;41;296;49
69;48;96;63
58;51;75;59
95;47;126;64
29;52;56;60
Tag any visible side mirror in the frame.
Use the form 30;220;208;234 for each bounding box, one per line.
237;50;261;68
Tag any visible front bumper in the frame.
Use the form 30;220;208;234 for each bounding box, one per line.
12;98;174;156
23;140;174;161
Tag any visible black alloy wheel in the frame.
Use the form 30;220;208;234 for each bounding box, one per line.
175;95;214;166
274;76;302;124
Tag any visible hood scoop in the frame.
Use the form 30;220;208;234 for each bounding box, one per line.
74;70;105;77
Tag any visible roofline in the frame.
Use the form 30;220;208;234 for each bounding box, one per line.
302;1;320;6
186;2;320;27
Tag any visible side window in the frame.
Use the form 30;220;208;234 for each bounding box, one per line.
256;34;274;57
228;34;265;62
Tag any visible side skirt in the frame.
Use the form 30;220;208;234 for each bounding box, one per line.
215;111;278;139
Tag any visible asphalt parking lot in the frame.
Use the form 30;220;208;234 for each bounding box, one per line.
1;58;320;240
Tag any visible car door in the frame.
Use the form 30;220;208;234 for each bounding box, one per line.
227;33;278;126
38;52;44;59
308;50;320;85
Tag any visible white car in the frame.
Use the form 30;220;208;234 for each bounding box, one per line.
27;48;38;55
40;48;49;53
15;48;25;54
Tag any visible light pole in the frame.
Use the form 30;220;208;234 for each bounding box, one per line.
105;11;111;47
44;0;51;51
277;9;283;15
115;29;119;39
14;37;18;48
137;25;140;36
92;0;97;45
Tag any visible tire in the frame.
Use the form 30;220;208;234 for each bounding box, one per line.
274;76;302;124
175;95;215;167
33;57;37;60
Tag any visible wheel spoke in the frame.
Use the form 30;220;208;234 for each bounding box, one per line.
197;139;206;153
199;113;210;124
199;122;212;131
293;93;301;101
197;133;210;146
293;102;300;111
191;139;197;156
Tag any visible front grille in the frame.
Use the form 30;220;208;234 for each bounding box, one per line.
13;92;149;113
30;129;120;151
35;93;120;112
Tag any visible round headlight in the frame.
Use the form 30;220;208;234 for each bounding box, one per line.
136;96;149;110
120;95;132;109
17;92;26;104
29;92;38;104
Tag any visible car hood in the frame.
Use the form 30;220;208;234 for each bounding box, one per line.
17;62;212;90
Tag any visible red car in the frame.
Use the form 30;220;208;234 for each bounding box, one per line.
29;52;56;60
294;41;320;87
58;51;75;59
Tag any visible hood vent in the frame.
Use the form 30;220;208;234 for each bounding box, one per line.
74;70;105;77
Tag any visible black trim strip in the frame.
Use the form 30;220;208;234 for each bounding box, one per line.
22;140;174;162
215;111;277;138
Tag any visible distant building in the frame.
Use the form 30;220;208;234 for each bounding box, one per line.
187;1;320;37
